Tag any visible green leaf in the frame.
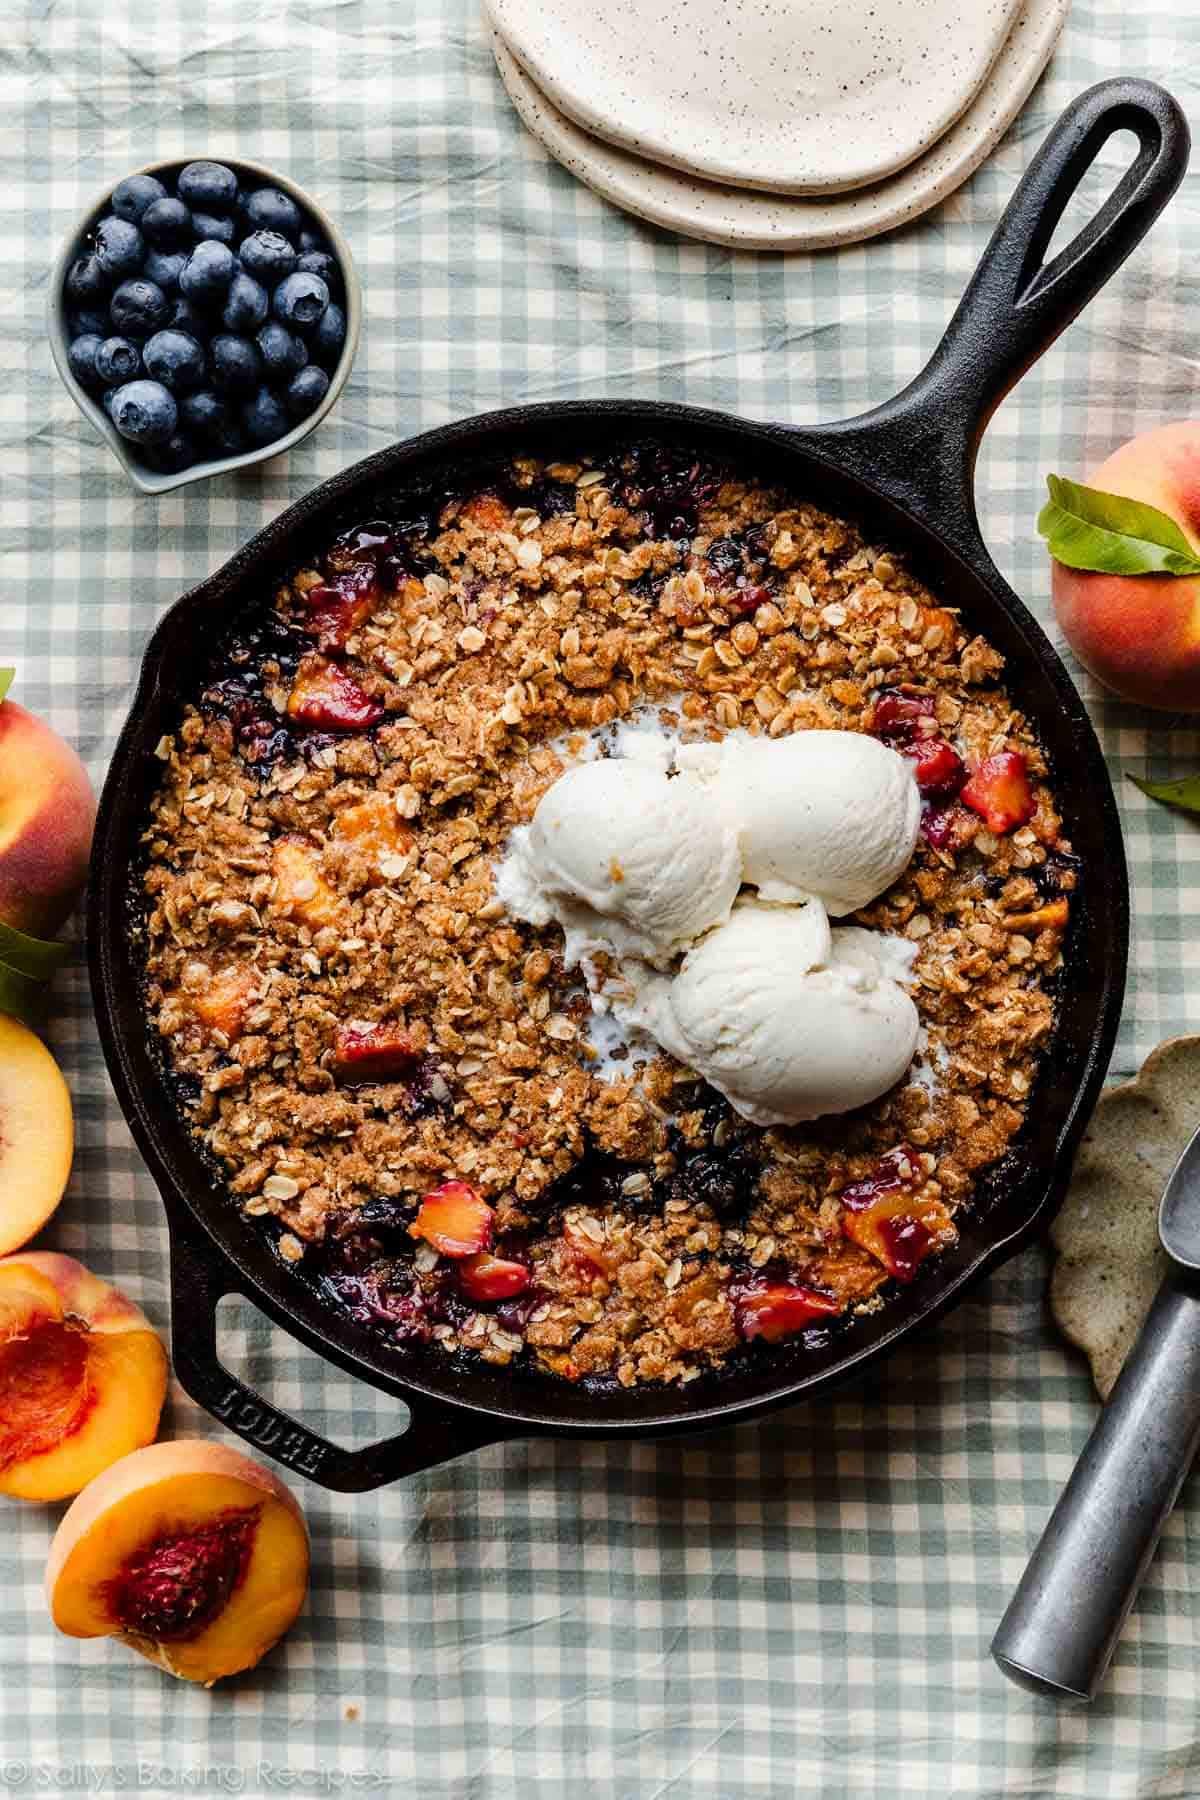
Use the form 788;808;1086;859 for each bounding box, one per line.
1128;771;1200;818
1038;475;1200;577
0;959;45;1029
0;669;13;704
0;919;69;980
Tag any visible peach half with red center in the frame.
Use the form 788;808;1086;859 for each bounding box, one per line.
1050;424;1200;711
0;1253;167;1502
46;1440;309;1684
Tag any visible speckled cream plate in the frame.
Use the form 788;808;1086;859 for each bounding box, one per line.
488;0;1023;195
1050;1038;1200;1400
492;0;1070;252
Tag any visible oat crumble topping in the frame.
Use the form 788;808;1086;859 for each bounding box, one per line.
138;445;1073;1390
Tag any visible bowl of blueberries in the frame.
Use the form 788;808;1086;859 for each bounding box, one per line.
50;157;360;493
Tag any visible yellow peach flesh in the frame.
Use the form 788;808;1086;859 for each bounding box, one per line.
0;1253;167;1502
0;1016;74;1257
47;1440;309;1684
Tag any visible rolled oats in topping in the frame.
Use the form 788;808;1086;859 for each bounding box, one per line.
138;444;1073;1391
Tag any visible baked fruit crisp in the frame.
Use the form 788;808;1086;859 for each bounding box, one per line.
138;444;1074;1390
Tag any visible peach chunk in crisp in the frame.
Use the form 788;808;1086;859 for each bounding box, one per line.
271;838;339;927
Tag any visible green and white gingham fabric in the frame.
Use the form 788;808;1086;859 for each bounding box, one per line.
3;1;1200;1793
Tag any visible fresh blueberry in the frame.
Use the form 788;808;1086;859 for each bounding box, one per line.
208;333;261;396
272;271;328;331
93;216;145;278
144;249;187;293
284;364;329;418
69;307;109;339
255;320;307;382
109;278;169;339
311;301;346;368
221;271;269;333
67;333;105;390
150;431;197;473
297;225;324;254
167;294;205;334
108;378;178;446
241;385;290;446
94;336;142;385
295;249;340;295
242;187;302;241
100;386;120;420
180;389;230;440
111;174;168;223
177;161;239;213
191;210;235;246
143;329;206;393
142;197;193;249
238;230;296;285
66;253;110;306
179;240;237;299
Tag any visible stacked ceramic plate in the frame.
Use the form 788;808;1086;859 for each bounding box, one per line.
488;0;1071;249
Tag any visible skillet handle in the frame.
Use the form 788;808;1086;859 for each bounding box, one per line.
811;79;1189;551
165;1196;512;1493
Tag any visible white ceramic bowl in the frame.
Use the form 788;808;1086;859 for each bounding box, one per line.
48;156;361;496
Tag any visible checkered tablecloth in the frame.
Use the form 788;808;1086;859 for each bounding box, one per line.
3;1;1200;1793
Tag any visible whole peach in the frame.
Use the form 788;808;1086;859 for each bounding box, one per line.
0;700;95;935
1051;423;1200;712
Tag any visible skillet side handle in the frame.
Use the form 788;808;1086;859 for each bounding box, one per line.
166;1198;511;1493
815;79;1189;546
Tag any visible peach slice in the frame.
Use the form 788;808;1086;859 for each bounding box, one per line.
0;1014;74;1256
841;1149;956;1285
286;654;383;732
410;1181;493;1258
331;792;414;869
191;964;257;1042
732;1279;841;1343
46;1439;309;1685
332;1021;421;1083
271;837;340;928
0;1253;167;1502
960;751;1036;836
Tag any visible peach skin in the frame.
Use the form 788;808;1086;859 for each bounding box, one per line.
1051;423;1200;711
47;1439;310;1685
0;699;96;935
0;1253;167;1502
0;1014;74;1256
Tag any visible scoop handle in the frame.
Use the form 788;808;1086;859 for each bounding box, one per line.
992;1270;1200;1700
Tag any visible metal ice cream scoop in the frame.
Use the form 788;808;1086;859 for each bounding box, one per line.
992;1122;1200;1700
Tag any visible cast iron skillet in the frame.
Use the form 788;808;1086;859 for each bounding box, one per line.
90;81;1186;1491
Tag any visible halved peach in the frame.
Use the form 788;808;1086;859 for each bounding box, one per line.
0;1014;74;1255
271;837;340;928
46;1439;310;1685
0;1253;167;1502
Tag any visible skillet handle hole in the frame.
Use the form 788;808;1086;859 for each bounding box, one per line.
215;1292;411;1454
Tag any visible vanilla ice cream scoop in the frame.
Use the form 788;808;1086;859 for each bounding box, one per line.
496;757;742;966
622;902;918;1126
685;729;920;915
